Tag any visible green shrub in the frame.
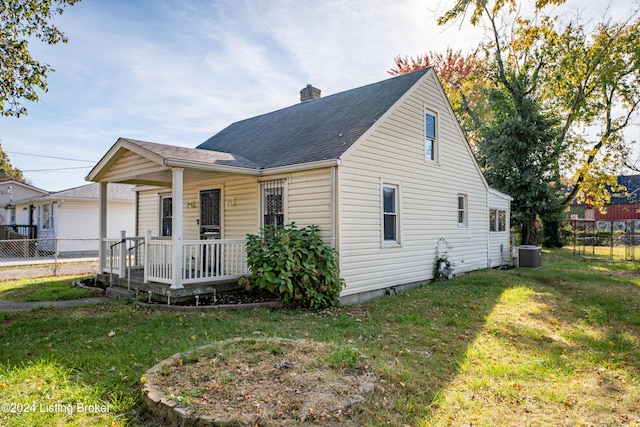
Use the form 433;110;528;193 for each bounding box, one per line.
245;223;345;309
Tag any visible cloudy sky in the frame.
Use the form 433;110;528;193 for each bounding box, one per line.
0;0;632;191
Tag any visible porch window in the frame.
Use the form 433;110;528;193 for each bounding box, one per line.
261;179;285;228
160;193;172;237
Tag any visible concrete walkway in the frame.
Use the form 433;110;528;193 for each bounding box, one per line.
0;296;110;311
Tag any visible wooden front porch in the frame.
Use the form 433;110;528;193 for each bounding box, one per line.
100;234;249;299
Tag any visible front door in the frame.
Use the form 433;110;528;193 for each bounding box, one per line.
200;189;221;239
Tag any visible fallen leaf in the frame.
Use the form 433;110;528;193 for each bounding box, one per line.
108;330;115;337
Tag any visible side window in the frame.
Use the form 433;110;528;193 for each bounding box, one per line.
261;179;285;228
382;183;400;245
425;111;437;162
458;195;467;227
498;210;506;232
160;194;172;237
490;209;507;232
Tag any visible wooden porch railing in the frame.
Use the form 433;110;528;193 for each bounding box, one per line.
102;235;249;287
0;225;37;240
182;239;249;285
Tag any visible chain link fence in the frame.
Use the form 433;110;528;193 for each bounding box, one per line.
0;238;100;281
569;219;640;261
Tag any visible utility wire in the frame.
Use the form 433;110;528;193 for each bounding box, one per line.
5;151;96;163
21;166;93;172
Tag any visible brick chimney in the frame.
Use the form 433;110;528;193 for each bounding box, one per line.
300;84;321;102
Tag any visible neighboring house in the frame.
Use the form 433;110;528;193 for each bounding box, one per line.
0;180;49;232
87;68;511;302
571;175;640;232
12;183;135;255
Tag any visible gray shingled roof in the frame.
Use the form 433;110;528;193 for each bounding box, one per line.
123;139;261;170
18;183;135;204
197;68;430;169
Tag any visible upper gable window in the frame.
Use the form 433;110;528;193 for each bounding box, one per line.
425;111;437;162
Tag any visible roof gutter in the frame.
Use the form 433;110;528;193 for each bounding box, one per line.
164;158;262;176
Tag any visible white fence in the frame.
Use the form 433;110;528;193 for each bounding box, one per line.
0;238;100;281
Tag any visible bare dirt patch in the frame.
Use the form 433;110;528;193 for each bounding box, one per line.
142;338;376;426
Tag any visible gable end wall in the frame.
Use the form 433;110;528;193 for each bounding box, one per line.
338;71;488;296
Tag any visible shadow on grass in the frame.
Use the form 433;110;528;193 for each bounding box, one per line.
2;249;638;426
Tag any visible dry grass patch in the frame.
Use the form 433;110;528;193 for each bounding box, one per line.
142;338;376;426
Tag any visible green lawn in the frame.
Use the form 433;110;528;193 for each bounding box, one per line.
0;248;639;426
0;275;97;302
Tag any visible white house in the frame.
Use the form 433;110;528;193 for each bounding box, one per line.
0;180;49;236
12;183;135;255
87;69;511;302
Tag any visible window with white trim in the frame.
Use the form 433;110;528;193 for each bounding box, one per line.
489;209;507;232
498;210;506;231
425;111;437;161
382;183;400;245
8;207;16;225
41;204;52;229
457;195;467;227
261;179;285;228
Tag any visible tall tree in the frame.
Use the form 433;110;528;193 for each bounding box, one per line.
0;0;80;117
0;144;24;181
393;1;640;245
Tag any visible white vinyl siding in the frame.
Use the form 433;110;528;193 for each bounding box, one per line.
133;168;332;242
488;188;512;267
339;70;489;296
287;168;332;242
137;190;159;236
55;200;134;239
101;151;168;184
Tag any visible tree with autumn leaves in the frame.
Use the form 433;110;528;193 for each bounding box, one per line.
391;1;640;246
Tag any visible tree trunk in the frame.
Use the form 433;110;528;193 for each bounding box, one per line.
521;220;538;246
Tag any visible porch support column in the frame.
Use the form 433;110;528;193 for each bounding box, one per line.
170;167;184;289
98;182;108;274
